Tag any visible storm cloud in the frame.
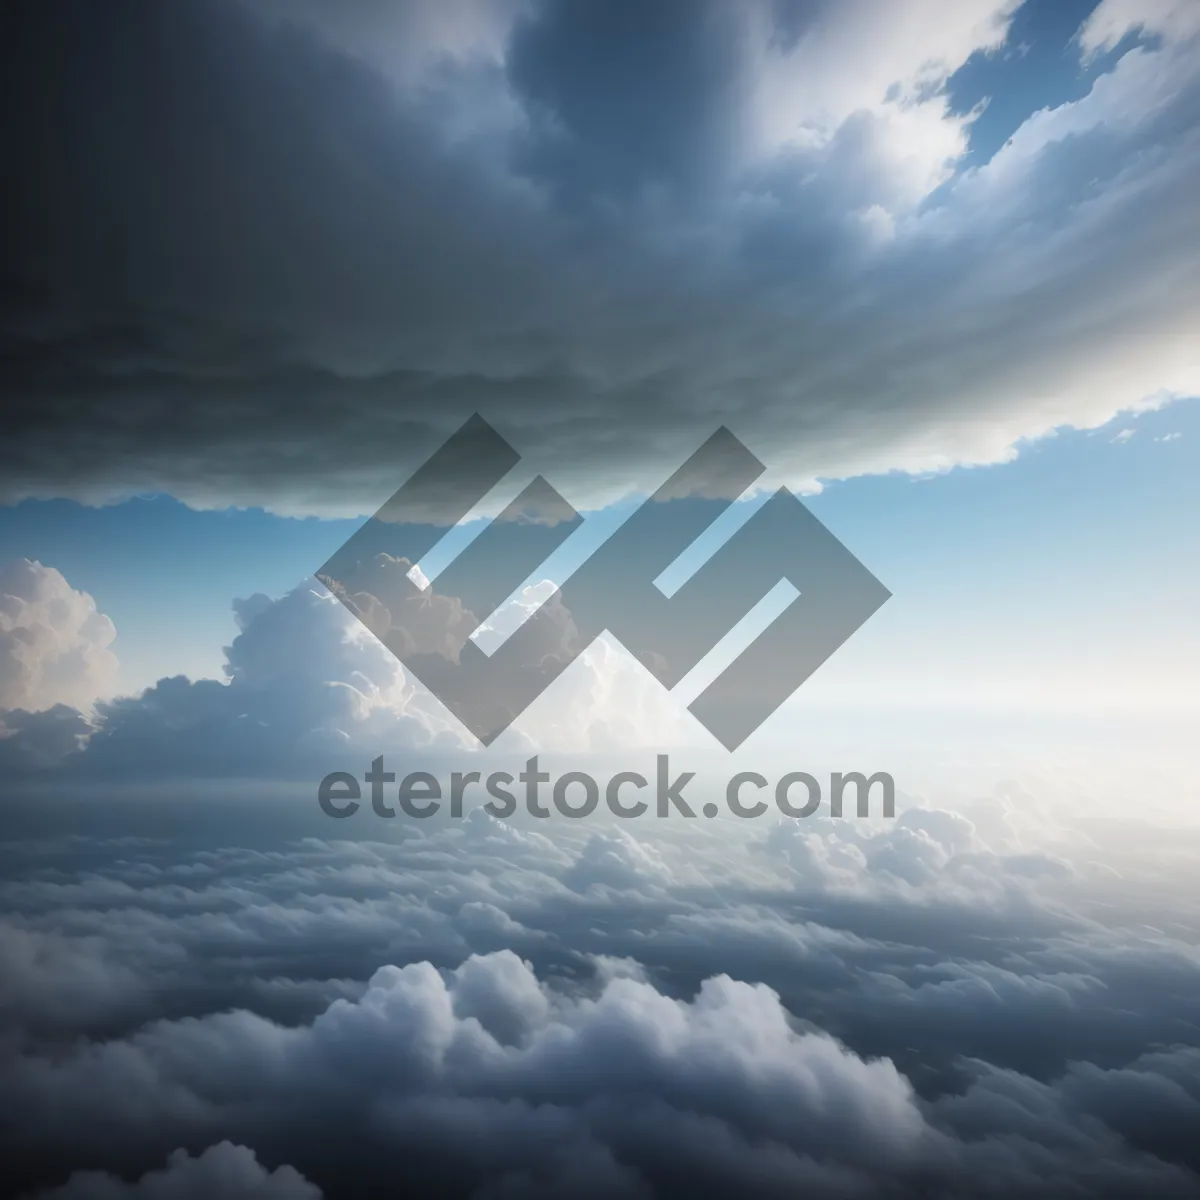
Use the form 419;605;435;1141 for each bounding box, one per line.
2;0;1198;515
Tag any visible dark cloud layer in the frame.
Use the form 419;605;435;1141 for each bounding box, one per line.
3;0;1198;515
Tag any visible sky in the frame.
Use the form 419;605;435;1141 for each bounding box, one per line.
2;2;1200;1199
1;397;1196;718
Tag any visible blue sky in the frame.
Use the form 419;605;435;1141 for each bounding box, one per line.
2;397;1194;721
945;0;1129;166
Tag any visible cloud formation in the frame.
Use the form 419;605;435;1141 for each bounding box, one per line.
2;761;1199;1197
0;560;117;712
1;563;690;776
3;6;1200;1196
5;940;1198;1198
2;0;1197;516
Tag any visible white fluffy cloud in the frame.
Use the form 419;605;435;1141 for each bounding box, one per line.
0;560;117;712
78;581;451;773
37;564;693;775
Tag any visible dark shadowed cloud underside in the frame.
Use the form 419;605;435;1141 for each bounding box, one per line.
2;0;1198;515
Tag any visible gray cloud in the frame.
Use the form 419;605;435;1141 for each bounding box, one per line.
1;775;1199;1196
2;0;1197;516
4;936;1197;1198
0;705;97;773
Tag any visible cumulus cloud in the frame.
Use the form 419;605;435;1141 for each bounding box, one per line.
75;582;446;776
5;552;689;775
2;0;1197;516
4;942;1198;1198
0;704;96;772
0;561;117;713
3;944;927;1195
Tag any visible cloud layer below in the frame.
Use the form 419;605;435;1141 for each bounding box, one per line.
3;769;1199;1198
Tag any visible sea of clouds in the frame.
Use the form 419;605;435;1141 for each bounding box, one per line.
1;560;1198;1197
